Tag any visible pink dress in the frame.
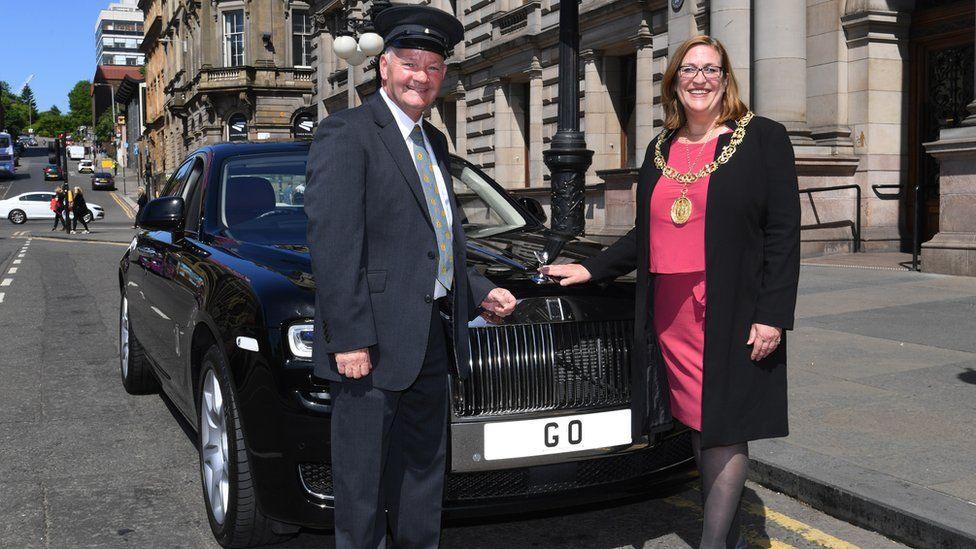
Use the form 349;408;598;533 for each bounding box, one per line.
649;136;723;431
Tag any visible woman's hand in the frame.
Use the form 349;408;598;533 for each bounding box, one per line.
538;264;592;286
747;323;782;361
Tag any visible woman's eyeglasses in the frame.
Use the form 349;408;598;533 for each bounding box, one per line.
677;65;724;80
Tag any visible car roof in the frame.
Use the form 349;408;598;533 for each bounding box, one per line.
190;140;311;164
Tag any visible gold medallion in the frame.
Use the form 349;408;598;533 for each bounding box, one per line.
670;196;693;225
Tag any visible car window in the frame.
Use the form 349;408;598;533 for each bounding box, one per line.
182;158;206;234
21;194;50;202
217;153;307;245
162;160;194;198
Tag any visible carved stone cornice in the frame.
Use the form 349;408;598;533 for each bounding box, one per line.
841;5;911;47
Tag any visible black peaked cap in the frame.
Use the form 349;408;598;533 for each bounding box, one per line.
373;5;464;58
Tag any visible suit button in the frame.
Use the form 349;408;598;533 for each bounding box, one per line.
427;251;435;259
424;295;432;303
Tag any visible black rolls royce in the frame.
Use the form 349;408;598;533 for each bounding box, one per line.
119;141;694;547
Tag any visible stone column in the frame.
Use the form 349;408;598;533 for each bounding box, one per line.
492;79;523;188
582;49;605;185
634;21;655;166
527;58;544;187
454;81;467;157
841;4;911;251
753;0;811;142
921;11;976;276
667;0;709;57
709;0;750;104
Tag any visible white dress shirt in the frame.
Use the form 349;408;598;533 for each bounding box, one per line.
379;88;454;299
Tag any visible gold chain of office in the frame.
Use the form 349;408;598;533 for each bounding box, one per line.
653;110;755;184
653;111;754;224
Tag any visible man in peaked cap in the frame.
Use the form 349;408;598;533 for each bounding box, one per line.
304;4;516;548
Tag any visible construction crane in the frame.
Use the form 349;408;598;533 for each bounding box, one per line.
16;74;36;131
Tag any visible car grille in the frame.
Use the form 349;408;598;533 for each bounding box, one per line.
0;155;10;161
445;430;692;501
299;463;334;499
297;431;692;502
456;320;632;417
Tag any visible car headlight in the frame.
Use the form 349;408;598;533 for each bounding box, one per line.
287;323;314;359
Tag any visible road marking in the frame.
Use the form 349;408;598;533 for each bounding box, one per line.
664;493;859;549
111;192;136;220
0;279;10;287
26;236;129;247
13;259;21;264
0;293;4;303
7;267;16;274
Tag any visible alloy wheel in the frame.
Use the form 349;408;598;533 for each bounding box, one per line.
9;210;25;224
201;369;230;525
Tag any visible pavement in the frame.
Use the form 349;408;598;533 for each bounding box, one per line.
749;252;976;549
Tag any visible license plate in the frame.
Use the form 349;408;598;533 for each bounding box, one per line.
483;409;631;460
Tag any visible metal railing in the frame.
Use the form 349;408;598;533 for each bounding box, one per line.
798;184;861;253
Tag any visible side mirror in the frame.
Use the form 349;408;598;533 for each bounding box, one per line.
138;196;184;231
518;197;547;224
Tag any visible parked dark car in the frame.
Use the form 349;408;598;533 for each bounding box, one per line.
43;164;62;181
119;141;694;547
91;172;116;190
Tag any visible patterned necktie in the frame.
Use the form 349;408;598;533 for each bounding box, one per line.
409;125;453;291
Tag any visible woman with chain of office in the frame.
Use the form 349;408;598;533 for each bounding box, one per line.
542;35;801;548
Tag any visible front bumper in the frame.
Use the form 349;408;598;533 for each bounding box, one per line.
240;361;694;530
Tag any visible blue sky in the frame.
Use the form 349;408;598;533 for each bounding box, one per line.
1;0;111;112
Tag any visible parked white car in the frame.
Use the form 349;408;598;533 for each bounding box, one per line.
0;192;104;225
78;159;94;174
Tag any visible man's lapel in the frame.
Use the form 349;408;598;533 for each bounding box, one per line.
368;94;433;228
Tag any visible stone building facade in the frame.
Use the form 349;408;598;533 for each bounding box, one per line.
138;0;317;185
308;0;976;272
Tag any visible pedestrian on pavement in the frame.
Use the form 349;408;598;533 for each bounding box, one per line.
113;160;118;176
70;186;91;234
134;187;148;228
62;184;73;234
303;6;517;548
51;187;67;231
541;35;801;549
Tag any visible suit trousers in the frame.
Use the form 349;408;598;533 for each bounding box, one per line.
330;301;450;549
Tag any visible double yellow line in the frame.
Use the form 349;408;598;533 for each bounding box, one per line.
111;192;136;220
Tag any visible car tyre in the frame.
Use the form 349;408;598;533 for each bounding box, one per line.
119;295;159;394
197;344;291;548
8;209;26;224
84;212;94;224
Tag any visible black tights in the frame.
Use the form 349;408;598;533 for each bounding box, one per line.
691;432;749;549
73;213;89;232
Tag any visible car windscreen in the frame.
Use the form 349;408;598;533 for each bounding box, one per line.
218;152;532;246
93;172;112;177
0;137;9;148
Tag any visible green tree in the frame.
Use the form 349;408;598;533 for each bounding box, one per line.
94;109;115;146
19;84;37;118
34;106;69;137
67;80;93;133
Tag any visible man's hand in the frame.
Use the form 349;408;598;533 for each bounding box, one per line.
480;288;517;323
747;323;782;361
335;348;372;379
538;264;592;286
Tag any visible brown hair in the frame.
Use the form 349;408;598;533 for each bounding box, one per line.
661;35;749;130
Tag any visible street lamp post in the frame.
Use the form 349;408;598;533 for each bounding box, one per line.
541;0;593;262
92;82;125;194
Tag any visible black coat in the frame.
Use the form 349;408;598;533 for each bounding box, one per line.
304;93;495;391
580;115;800;448
72;194;89;215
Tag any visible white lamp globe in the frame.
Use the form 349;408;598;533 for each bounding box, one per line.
333;35;357;60
346;46;368;66
358;32;385;56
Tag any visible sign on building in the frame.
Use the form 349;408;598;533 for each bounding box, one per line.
228;114;248;142
293;113;315;140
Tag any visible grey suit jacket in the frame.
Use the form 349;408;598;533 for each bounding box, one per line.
304;93;495;391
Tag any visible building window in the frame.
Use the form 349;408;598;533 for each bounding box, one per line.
223;10;245;67
292;9;312;67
